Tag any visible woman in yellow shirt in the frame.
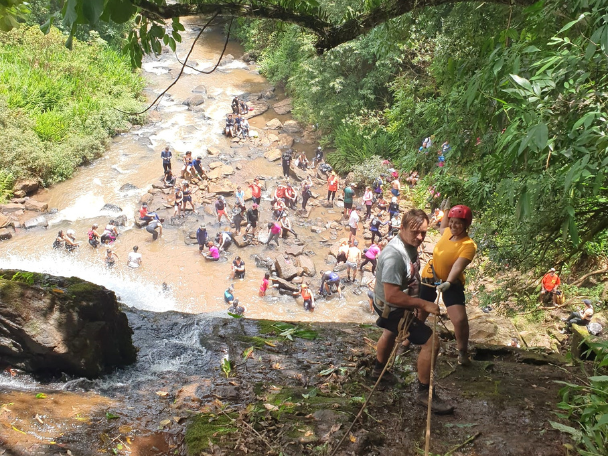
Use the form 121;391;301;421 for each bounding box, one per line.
420;205;477;366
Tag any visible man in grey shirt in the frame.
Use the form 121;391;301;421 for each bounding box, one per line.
372;208;454;415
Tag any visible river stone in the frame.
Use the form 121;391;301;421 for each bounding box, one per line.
285;244;304;256
264;148;282;162
0;228;12;240
271;276;299;292
209;161;224;170
277;134;294;148
273;98;293;115
262;88;275;99
0;270;136;378
266;118;282;130
310;226;325;233
282;120;301;134
0;214;10;228
119;183;138;191
140;193;154;205
222;53;234;64
267;133;279;143
1;203;25;213
24;199;47;212
101;203;122;213
111;215;127;227
192;85;207;95
13;179;39;195
275;255;299;280
207;146;221;156
208;181;235;194
297;255;316;277
24;215;48;229
183;95;205;107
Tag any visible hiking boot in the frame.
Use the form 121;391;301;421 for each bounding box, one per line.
370;368;399;385
458;352;472;367
416;389;455;415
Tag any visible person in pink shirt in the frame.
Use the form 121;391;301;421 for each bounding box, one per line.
266;221;281;247
359;243;380;276
203;241;220;261
259;272;270;297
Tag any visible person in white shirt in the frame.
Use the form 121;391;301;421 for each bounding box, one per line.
348;206;360;245
127;246;142;268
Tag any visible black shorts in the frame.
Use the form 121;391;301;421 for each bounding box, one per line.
373;302;432;344
419;281;465;307
344;202;353;209
252;197;261;205
183;195;192;202
350;227;357;235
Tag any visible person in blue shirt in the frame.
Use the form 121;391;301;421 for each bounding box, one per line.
192;156;205;180
224;284;235;304
319;271;342;298
161;146;172;172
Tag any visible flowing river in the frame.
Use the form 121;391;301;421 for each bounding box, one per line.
0;19;376;322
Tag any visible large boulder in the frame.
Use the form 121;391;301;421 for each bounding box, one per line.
277;134;294;148
0;214;9;228
24;199;48;212
266;118;283;130
297;255;316;277
273;98;293;115
183;95;205;107
274;255;299;281
264;148;282;162
0;228;12;240
0;270;136;378
208;180;235;194
24;215;47;229
13;179;39;195
1;203;25;213
282;120;301;134
192;85;207;96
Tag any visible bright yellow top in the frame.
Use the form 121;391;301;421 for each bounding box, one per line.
421;228;477;284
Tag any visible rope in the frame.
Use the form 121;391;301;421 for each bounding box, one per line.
329;310;415;456
424;290;441;456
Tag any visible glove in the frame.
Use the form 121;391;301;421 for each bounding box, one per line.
437;282;451;293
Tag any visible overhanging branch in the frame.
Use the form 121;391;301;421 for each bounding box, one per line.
131;0;537;53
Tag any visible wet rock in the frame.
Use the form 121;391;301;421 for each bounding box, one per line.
134;219;148;228
192;85;207;96
207;146;221;156
290;166;309;182
282;120;301;134
361;271;374;286
184;237;197;246
266;118;283;130
275;255;299;280
13;179;39;195
119;183;138;191
273;98;293;115
310;226;325;233
333;263;347;272
271;276;299;292
242;52;255;63
222;54;234;64
0;228;12;240
209;161;224;169
24;215;48;229
264;148;282;162
101;203;122;213
0;270;136;378
253;254;274;270
183;95;205;107
148;111;161;123
13;190;26;198
262;87;275;99
267;133;279;143
1;203;25;213
111;215;128;227
297;255;316;277
285;244;304;256
0;214;9;228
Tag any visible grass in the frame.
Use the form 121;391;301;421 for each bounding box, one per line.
0;26;145;186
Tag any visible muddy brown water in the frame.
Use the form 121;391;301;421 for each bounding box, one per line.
0;19;376;324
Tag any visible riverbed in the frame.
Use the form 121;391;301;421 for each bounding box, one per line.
0;18;376;325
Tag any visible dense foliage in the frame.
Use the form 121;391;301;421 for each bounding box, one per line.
0;27;144;187
235;0;608;270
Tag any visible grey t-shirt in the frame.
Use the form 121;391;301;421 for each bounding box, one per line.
374;235;420;312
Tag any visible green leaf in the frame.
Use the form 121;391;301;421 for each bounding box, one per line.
588;376;608;382
568;216;579;246
62;0;79;28
106;412;119;420
558;15;586;34
549;421;582;439
242;346;253;360
302;388;319;399
82;0;104;25
533;123;548;150
40;16;54;34
511;74;532;91
35;393;47;399
319;367;336;376
104;0;137;24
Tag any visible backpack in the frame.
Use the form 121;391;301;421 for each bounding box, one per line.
373;178;382;190
302;288;311;300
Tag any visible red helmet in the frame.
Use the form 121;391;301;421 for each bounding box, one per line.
448;205;472;226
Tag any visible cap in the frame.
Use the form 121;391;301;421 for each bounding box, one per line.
302;283;309;288
391;196;397;202
252;203;258;208
353;240;359;246
200;223;206;229
66;229;75;236
550;268;556;272
583;299;592;306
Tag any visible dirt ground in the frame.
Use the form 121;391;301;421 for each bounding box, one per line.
0;310;576;456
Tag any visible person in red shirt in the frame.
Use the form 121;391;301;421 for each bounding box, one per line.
248;178;262;205
540;268;561;304
327;172;338;204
